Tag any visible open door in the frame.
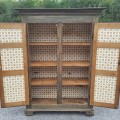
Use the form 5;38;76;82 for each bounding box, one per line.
0;23;29;108
90;23;120;108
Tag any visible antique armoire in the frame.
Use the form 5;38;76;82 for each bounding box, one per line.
0;8;120;116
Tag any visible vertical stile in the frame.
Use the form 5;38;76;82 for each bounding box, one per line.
57;23;63;104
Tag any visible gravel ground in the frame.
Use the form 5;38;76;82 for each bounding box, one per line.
0;99;120;120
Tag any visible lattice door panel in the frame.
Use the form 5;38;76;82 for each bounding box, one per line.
0;23;29;108
32;86;88;98
62;23;92;42
29;23;57;42
90;23;120;108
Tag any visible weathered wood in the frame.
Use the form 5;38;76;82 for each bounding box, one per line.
30;61;90;67
2;70;24;76
0;43;23;48
114;51;120;108
93;102;117;108
29;42;57;46
4;101;27;108
96;70;117;77
57;23;63;104
29;42;91;46
63;42;91;46
62;61;90;67
31;78;89;86
25;105;93;112
30;61;57;67
97;42;120;48
90;23;120;108
0;23;29;108
26;23;32;109
87;22;95;108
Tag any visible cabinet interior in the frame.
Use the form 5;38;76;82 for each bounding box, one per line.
28;23;92;105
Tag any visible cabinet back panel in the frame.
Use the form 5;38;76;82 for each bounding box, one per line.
30;67;88;79
30;46;57;62
32;86;88;98
29;23;57;42
62;46;90;61
63;23;92;42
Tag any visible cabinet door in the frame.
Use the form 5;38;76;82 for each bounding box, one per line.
0;23;29;108
90;23;120;108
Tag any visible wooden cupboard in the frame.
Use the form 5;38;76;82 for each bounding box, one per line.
0;8;120;116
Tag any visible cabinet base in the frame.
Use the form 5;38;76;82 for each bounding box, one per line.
25;105;94;116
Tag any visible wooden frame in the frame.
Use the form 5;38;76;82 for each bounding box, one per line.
0;23;29;108
57;23;63;104
90;23;120;108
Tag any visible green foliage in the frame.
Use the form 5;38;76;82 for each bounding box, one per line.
0;0;119;22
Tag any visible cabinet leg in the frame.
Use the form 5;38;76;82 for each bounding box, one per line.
25;110;34;116
85;110;94;116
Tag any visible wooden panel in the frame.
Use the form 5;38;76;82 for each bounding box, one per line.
30;61;89;67
96;70;117;77
90;23;120;108
29;42;57;46
0;23;29;108
63;42;91;46
2;70;24;76
63;61;90;67
31;78;89;86
0;43;23;48
57;23;62;104
30;61;57;67
29;42;91;46
97;42;120;48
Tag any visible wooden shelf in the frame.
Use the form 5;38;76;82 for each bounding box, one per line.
32;98;88;105
63;61;90;67
31;78;89;86
62;42;91;46
30;61;57;67
30;61;89;67
29;42;91;46
29;42;57;46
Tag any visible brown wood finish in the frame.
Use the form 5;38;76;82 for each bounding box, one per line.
88;22;95;108
30;61;90;67
93;102;117;108
0;23;29;108
0;43;23;48
22;23;29;106
62;42;91;46
90;23;120;108
26;23;32;109
97;42;120;48
96;70;117;77
29;42;91;46
114;51;120;108
30;61;57;67
57;23;63;104
0;58;5;107
0;23;24;29
29;42;57;46
2;70;24;76
5;101;27;108
31;78;89;86
62;61;90;67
